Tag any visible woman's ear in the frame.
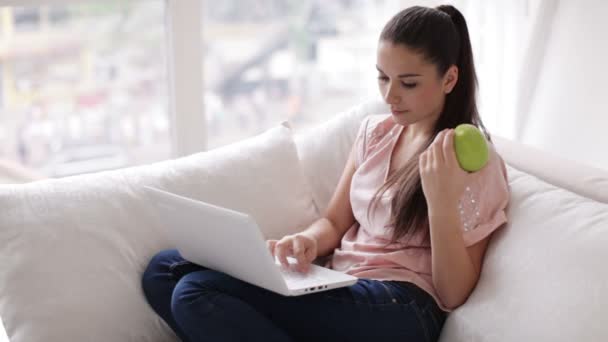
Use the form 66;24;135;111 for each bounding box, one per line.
443;65;459;94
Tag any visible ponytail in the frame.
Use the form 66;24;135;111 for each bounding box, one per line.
435;5;489;141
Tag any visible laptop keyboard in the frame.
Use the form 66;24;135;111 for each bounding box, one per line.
279;266;328;288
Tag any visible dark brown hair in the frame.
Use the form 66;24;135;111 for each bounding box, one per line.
369;5;491;245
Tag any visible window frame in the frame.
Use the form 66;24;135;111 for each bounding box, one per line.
1;0;207;157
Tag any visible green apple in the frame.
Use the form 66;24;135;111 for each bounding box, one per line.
453;124;489;172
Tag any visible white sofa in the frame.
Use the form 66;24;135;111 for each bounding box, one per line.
0;99;607;341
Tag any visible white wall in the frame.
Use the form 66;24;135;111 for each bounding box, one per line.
522;0;608;171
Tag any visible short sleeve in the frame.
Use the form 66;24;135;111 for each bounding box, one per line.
458;146;511;247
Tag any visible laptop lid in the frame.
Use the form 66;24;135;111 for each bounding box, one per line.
142;186;289;295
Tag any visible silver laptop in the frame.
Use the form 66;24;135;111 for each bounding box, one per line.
143;186;358;296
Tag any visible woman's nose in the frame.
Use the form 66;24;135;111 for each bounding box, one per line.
384;88;400;104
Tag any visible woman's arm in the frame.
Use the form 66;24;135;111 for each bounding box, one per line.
299;145;358;257
271;142;359;269
419;128;491;310
428;204;490;309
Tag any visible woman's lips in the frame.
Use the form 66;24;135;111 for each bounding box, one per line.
391;109;409;115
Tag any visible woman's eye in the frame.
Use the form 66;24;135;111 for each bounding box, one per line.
377;76;389;82
401;82;417;89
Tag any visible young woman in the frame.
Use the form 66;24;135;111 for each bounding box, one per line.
142;5;510;341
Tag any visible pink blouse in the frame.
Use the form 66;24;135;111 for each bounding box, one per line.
328;114;510;312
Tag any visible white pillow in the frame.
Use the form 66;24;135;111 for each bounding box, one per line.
294;98;388;214
440;165;608;341
0;124;318;342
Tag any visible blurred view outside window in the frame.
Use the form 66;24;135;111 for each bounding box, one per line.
202;0;532;149
0;1;169;178
202;0;407;149
0;0;528;178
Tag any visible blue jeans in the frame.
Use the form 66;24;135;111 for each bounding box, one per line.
141;249;447;342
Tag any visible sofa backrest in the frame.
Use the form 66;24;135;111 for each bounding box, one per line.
492;135;608;203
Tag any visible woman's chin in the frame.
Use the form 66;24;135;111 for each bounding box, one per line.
390;114;411;126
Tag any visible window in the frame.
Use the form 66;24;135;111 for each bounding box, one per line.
202;0;410;149
0;0;535;179
49;5;70;25
0;1;170;178
13;7;41;32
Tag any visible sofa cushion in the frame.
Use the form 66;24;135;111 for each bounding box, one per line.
0;123;317;342
439;165;608;341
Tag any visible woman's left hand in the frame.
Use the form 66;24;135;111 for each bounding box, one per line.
419;129;473;212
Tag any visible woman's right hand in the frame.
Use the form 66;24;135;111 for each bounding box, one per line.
267;233;318;273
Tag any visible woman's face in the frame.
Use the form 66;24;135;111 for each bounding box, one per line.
376;40;457;135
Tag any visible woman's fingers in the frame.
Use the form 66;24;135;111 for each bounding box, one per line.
429;143;437;168
269;234;317;273
419;149;428;172
292;236;309;272
304;239;317;263
266;240;277;256
442;129;458;167
434;130;449;165
274;238;292;269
